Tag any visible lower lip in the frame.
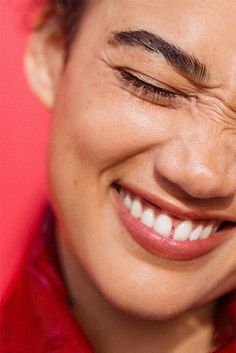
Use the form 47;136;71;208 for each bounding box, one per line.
111;187;232;261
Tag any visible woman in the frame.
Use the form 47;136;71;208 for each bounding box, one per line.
1;0;236;352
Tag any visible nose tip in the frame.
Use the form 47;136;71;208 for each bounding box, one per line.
154;141;235;200
172;168;227;199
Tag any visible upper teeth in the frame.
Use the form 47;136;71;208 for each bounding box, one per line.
121;189;220;241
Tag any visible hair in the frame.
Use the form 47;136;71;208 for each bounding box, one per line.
36;0;87;48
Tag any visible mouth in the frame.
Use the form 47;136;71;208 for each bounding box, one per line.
111;183;235;261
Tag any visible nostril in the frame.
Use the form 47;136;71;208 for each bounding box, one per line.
179;170;227;199
171;175;230;199
153;142;234;199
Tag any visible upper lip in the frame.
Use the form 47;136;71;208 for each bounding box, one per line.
116;181;236;224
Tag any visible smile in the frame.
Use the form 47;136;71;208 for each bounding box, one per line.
120;188;221;241
112;184;234;261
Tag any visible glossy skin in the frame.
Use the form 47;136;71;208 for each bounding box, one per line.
26;1;236;352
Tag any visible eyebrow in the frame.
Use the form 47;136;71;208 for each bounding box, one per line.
108;30;209;84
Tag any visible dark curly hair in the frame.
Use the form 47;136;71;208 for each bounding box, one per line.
37;0;87;47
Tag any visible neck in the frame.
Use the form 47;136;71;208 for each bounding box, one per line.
57;234;216;353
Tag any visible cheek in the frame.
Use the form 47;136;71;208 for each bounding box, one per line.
52;77;176;172
48;80;236;320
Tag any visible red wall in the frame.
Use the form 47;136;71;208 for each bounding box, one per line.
0;0;49;301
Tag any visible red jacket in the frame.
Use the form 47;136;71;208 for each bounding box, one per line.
1;209;235;353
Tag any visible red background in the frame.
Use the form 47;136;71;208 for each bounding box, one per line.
0;0;49;301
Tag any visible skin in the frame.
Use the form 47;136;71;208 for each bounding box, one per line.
25;1;236;352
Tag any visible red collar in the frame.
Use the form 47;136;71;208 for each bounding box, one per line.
0;208;94;353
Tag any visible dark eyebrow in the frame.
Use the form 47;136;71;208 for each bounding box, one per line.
108;30;209;84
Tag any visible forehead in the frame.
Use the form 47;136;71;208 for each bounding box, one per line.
82;0;236;87
101;0;236;39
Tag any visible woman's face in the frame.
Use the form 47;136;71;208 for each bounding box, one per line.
47;0;236;319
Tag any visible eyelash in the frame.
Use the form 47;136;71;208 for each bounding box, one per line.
118;69;179;107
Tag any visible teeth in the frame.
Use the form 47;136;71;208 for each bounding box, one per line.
213;223;220;233
189;225;203;241
141;208;155;227
173;220;193;241
153;214;172;237
199;224;214;239
130;198;142;218
120;188;125;200
119;187;220;241
124;194;132;210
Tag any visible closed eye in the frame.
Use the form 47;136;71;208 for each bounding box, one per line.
118;68;185;108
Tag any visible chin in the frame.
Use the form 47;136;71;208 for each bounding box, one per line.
95;278;209;321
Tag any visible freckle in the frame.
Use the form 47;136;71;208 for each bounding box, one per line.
73;179;78;187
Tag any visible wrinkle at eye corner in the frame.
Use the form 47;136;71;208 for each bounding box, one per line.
190;95;236;129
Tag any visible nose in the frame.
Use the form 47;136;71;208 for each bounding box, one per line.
154;130;236;199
